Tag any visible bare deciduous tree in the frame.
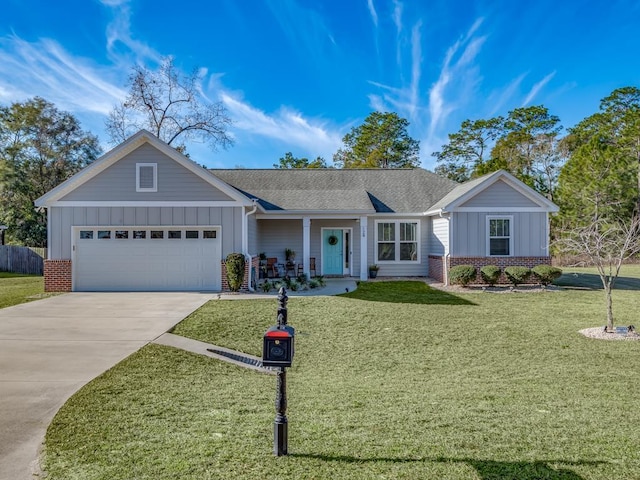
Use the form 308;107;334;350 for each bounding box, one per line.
557;214;640;332
106;58;233;153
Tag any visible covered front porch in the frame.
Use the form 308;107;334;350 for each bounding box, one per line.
252;216;370;281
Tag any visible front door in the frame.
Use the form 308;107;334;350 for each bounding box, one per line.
322;229;343;275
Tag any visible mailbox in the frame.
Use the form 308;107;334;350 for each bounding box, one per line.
263;325;295;367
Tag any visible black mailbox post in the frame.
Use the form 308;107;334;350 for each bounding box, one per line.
263;287;294;456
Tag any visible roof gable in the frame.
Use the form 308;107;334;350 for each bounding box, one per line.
36;130;252;207
426;170;559;214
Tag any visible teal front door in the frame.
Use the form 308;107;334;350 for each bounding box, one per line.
323;229;343;275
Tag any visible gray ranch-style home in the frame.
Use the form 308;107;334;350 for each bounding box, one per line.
35;130;559;292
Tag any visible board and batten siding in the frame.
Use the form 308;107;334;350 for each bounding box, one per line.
60;143;234;202
48;206;243;259
429;216;449;256
451;211;548;257
458;179;538;208
247;214;259;256
369;216;429;277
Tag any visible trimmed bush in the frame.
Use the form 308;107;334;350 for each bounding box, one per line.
225;253;245;292
449;265;477;286
504;266;531;287
480;265;501;286
532;265;563;286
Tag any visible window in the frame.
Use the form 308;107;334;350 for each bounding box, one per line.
151;230;164;239
133;230;146;239
185;230;199;239
79;230;93;239
488;216;512;256
136;163;157;192
168;230;181;239
376;221;419;262
115;230;129;239
203;230;217;239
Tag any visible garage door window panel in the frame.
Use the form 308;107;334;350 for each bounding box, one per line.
151;231;164;239
186;230;199;239
115;230;129;239
80;230;93;239
98;230;111;239
168;230;182;239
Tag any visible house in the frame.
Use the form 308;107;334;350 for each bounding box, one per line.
35;130;559;292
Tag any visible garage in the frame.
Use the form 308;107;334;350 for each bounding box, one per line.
73;227;221;291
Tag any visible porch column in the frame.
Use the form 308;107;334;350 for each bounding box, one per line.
302;217;311;277
359;216;368;281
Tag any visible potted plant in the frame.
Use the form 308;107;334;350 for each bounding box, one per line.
368;264;379;279
285;248;296;262
258;252;267;279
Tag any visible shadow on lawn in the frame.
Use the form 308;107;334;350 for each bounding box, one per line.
291;453;605;479
556;273;640;291
339;281;477;306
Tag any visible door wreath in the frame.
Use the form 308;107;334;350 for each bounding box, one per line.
328;234;338;245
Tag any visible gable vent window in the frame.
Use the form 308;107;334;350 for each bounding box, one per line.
136;163;157;192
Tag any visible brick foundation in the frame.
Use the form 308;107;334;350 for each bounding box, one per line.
431;256;552;285
44;259;72;292
221;255;258;292
428;255;445;283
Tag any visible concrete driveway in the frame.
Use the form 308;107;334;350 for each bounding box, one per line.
0;292;214;480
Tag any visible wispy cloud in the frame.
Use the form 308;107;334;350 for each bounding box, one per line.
522;71;556;106
265;0;337;63
101;0;161;65
392;0;404;66
488;73;527;115
0;35;126;114
428;18;486;138
220;92;343;159
367;0;378;27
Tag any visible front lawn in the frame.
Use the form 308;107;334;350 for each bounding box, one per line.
0;272;46;308
43;272;640;479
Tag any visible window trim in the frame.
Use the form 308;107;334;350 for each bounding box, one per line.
374;220;420;264
486;215;514;257
136;163;158;192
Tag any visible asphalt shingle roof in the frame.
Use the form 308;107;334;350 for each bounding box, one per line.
210;169;458;213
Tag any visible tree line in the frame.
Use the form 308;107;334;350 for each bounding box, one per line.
1;55;638;251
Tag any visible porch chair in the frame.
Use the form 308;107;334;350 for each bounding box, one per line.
297;257;317;278
266;257;279;278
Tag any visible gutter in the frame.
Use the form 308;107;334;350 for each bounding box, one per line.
243;199;259;292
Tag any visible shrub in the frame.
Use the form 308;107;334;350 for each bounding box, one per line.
480;265;501;286
309;279;320;289
449;265;477;286
225;253;245;292
504;266;531;287
316;276;326;287
532;265;563;286
297;273;308;285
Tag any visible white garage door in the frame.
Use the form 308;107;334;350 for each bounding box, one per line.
74;227;221;291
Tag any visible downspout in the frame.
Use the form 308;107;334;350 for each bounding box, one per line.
439;210;450;286
243;199;258;292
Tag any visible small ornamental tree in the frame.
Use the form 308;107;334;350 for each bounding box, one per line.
449;265;477;286
532;265;563;286
480;265;501;286
504;266;531;287
225;253;245;292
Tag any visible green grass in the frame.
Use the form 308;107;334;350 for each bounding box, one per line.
0;272;47;308
43;269;640;479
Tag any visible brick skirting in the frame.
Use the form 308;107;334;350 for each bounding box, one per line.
221;255;258;292
429;256;552;285
44;259;72;292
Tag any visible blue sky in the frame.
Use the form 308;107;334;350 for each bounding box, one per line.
1;0;639;170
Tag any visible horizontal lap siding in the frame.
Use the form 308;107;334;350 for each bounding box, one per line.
429;217;449;256
371;217;429;277
458;180;539;208
60;143;233;202
49;206;242;259
257;220;302;265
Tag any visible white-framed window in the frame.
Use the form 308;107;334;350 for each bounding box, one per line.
487;216;513;256
136;163;157;192
375;220;419;262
